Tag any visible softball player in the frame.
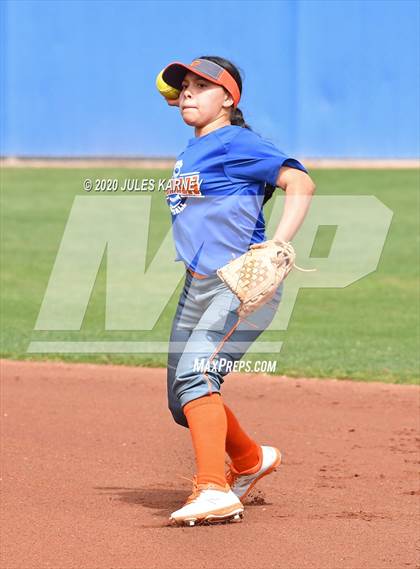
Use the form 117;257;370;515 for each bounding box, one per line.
158;56;316;526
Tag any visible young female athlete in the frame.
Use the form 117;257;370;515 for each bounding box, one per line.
158;56;316;526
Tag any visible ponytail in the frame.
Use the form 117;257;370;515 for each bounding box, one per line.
230;107;252;130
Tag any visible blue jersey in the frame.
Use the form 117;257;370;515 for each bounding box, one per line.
166;125;307;276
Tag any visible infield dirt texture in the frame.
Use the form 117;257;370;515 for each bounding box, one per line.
2;359;419;569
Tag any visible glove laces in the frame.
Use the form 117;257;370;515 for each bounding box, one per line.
273;240;317;273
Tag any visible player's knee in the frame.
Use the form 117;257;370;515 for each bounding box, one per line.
174;368;223;400
168;400;189;428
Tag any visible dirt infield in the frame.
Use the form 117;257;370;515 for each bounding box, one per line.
1;360;419;569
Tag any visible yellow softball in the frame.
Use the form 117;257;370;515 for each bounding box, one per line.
156;70;180;100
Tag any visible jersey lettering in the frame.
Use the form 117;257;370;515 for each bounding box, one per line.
165;174;203;198
167;159;203;215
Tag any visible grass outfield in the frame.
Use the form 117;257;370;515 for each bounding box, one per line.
1;167;419;384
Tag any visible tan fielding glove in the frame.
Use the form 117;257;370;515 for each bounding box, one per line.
217;240;316;318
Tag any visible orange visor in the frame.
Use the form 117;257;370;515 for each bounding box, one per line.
162;58;241;108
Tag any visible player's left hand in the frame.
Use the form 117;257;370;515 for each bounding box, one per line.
217;241;297;317
217;240;316;318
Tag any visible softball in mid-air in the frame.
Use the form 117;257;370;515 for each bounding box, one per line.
156;70;180;100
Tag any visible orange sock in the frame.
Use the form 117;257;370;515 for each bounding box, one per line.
224;403;262;473
183;394;227;488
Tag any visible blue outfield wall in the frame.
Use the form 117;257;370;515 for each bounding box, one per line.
1;0;419;158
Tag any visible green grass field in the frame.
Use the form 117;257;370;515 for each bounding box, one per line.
1;167;419;383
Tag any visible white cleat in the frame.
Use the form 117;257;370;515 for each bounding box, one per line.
170;476;244;526
181;511;243;527
226;446;282;502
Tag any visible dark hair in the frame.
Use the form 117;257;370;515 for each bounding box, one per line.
198;55;275;206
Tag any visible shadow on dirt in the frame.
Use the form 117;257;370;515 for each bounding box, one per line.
94;485;271;517
95;485;190;517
